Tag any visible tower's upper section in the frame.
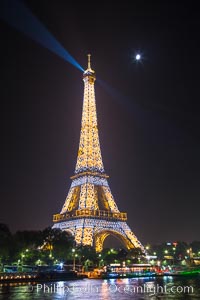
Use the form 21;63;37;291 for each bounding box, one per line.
74;55;105;175
82;54;96;85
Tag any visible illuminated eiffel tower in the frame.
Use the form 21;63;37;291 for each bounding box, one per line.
53;55;144;252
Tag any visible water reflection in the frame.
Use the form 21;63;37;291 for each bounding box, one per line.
0;277;199;300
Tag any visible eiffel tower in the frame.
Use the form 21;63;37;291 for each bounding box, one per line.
53;55;144;253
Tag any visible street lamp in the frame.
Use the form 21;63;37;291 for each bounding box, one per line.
21;253;25;266
98;254;102;267
72;249;76;271
17;259;20;268
37;259;41;266
59;262;63;270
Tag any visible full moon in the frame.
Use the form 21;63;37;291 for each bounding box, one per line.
135;54;141;60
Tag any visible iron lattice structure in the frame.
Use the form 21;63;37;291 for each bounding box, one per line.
53;55;144;252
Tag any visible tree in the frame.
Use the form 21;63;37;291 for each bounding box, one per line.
190;241;200;255
41;227;74;262
76;245;97;263
127;248;142;263
0;224;12;265
14;230;43;249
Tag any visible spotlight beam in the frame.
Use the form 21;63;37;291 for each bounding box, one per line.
0;0;83;72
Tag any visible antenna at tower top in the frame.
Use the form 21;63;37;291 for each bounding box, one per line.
83;53;95;77
88;54;91;69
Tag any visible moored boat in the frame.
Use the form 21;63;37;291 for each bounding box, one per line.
100;264;156;279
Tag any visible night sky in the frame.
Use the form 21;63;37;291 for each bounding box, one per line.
1;1;200;245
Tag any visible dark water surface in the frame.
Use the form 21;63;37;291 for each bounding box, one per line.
0;276;200;299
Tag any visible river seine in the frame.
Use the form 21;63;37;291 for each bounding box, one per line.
0;276;200;299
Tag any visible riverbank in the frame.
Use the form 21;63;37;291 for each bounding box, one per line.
0;270;87;283
1;266;200;283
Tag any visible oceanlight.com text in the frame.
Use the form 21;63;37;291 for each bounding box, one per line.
27;283;194;296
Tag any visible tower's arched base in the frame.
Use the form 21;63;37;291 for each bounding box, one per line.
94;229;135;252
53;218;145;253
